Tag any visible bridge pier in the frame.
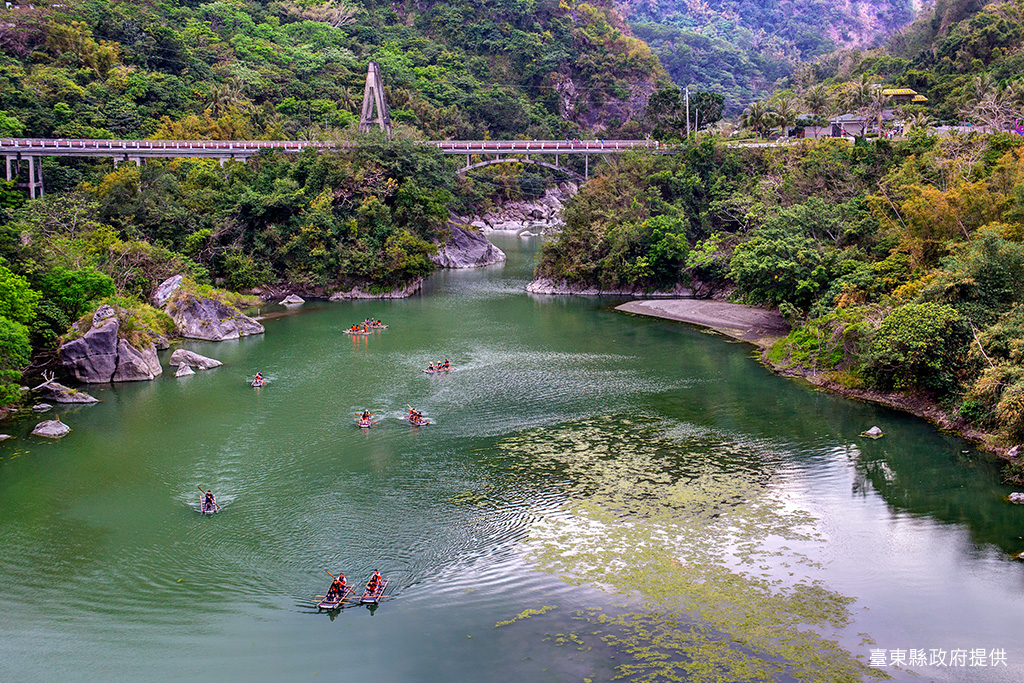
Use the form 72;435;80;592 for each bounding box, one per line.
585;154;589;181
5;154;46;198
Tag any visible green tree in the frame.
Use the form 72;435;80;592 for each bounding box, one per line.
38;266;115;319
729;227;836;311
0;264;40;325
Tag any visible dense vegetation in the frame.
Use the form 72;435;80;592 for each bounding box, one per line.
536;132;1024;469
0;0;669;141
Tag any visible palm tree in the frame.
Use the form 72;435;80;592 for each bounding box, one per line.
740;101;779;138
865;89;890;135
803;84;831;118
771;95;800;135
844;75;875;112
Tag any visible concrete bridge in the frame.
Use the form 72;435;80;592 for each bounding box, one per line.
0;137;656;198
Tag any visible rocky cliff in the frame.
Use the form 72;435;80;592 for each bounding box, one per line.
431;225;506;269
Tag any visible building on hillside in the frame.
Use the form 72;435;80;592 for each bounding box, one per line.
881;88;928;103
830;110;897;137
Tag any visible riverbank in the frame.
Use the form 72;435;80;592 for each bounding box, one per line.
617;298;1007;458
615;299;790;345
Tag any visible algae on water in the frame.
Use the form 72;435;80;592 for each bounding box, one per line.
495;416;885;682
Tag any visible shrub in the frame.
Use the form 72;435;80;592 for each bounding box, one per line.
0;315;31;407
864;302;972;393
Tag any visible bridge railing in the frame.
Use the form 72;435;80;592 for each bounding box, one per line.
0;138;656;154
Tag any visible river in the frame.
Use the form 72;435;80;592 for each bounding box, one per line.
1;234;1022;682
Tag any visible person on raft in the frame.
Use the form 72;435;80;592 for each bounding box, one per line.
366;570;382;593
409;408;423;422
361;409;371;420
328;574;346;599
426;363;435;372
442;359;450;370
204;490;216;510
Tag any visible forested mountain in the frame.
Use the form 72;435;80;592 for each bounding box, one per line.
626;0;922;111
0;0;669;141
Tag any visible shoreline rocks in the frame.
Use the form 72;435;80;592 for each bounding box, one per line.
431;225;506;269
329;278;423;300
456;184;576;235
34;380;98;403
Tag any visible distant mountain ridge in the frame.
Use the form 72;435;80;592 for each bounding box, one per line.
624;0;925;110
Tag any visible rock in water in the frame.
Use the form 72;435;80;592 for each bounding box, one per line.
861;426;885;439
169;349;223;370
152;275;184;307
175;364;195;377
1010;492;1024;504
32;419;70;438
279;294;305;305
430;225;506;269
32;403;52;412
0;434;11;441
166;292;264;341
36;380;99;404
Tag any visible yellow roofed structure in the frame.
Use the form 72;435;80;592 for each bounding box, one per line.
881;87;928;103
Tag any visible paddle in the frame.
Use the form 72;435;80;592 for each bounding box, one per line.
197;485;220;510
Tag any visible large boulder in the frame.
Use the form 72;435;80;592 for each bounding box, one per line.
175;364;195;377
59;305;121;383
280;294;305;305
32;419;70;438
169;349;223;370
431;225;506;269
166;292;264;341
59;305;163;383
112;339;162;382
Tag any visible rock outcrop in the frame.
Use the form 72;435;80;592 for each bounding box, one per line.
431;225;506;269
457;184;576;234
59;305;163;383
526;278;695;297
32;419;70;438
329;278;423;300
165;291;264;341
36;380;99;404
175;364;195;377
152;275;184;307
169;349;223;370
279;294;305;305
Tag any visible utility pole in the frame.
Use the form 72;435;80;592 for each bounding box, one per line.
685;86;690;138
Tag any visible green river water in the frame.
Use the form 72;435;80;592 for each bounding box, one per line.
1;234;1023;682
